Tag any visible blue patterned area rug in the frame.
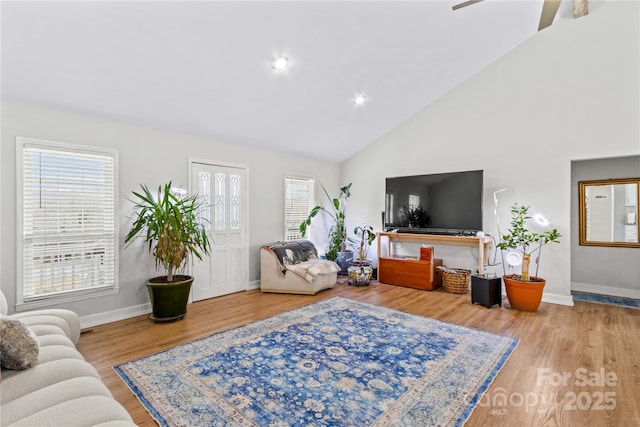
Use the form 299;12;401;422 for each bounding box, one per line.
115;297;518;427
572;291;640;309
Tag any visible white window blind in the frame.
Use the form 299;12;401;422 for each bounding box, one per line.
284;175;315;241
18;138;118;303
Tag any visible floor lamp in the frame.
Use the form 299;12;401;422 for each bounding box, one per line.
493;188;507;276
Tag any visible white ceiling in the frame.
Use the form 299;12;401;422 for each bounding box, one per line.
1;1;579;162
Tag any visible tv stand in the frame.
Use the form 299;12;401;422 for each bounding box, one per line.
376;232;492;281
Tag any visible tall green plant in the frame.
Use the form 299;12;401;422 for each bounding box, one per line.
299;183;352;261
497;203;561;281
125;182;211;282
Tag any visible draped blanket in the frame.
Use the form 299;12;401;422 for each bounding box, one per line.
285;259;341;282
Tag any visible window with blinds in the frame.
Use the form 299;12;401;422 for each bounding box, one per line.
284;175;315;241
18;138;118;304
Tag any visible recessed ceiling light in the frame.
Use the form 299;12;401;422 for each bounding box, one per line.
353;94;367;107
272;56;290;71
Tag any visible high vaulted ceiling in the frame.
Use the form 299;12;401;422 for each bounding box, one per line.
1;1;586;162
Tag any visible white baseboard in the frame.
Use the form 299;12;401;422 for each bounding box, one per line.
80;281;263;328
80;302;151;329
541;292;574;307
79;279;592;328
571;282;640;299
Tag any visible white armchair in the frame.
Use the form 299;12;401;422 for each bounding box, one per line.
260;240;340;295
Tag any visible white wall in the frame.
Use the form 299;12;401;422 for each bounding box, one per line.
340;1;640;305
0;101;339;320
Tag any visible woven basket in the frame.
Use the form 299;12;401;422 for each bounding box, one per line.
442;268;471;294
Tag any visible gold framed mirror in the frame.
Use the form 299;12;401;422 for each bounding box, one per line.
579;178;640;247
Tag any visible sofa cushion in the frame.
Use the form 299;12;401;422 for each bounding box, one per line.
35;334;76;348
24;324;68;340
1;376;115;426
4;395;134;427
1;359;102;404
37;344;85;365
13;315;72;341
0;319;39;370
9;310;81;344
0;332;78;381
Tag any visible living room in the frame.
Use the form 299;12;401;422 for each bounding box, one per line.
1;1;639;426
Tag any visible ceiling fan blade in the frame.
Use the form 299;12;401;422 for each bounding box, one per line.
452;0;484;11
538;0;562;31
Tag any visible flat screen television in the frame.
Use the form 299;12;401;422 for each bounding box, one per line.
384;169;483;235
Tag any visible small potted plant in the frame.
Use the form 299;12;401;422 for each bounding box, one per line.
125;182;211;322
347;225;376;286
497;203;561;311
300;183;353;272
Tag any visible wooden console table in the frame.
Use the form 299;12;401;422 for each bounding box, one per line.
376;232;493;277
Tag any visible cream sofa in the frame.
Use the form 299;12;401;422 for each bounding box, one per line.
260;240;340;295
0;292;135;427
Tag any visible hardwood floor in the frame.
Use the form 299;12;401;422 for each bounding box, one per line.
77;280;640;426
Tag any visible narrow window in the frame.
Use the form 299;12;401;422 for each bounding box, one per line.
17;138;118;306
284;175;315;241
385;193;395;224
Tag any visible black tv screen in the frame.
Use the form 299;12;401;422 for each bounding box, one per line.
385;169;483;234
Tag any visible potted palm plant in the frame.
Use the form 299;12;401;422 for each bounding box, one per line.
497;203;561;311
300;183;353;272
347;225;376;286
125;182;211;322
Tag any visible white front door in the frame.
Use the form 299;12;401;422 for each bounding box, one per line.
190;161;248;301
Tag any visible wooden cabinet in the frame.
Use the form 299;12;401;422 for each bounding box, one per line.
376;232;492;290
378;257;443;291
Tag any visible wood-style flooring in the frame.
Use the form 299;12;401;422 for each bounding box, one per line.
77;280;640;427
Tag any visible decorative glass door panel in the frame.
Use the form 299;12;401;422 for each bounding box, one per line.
191;162;248;301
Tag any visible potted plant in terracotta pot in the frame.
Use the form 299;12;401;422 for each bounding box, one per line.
497;203;561;311
300;183;353;273
125;182;211;322
347;225;376;286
